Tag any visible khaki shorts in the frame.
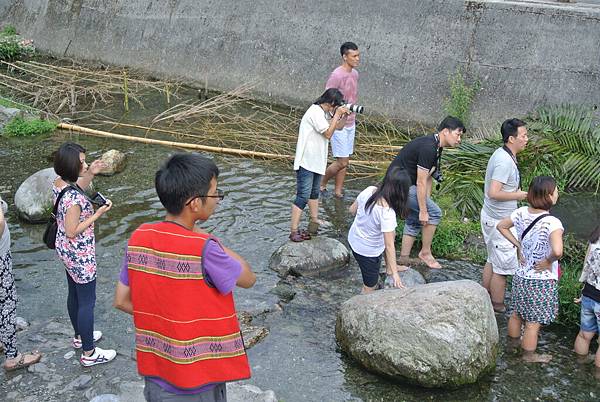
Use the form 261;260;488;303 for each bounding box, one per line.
480;210;518;275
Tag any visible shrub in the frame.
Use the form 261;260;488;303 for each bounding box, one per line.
0;26;35;61
3;117;57;137
443;68;480;126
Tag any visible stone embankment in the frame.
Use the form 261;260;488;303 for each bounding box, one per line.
2;1;599;126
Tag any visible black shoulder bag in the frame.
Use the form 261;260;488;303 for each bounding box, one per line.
43;185;74;249
520;213;550;241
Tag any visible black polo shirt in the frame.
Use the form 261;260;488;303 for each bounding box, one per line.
388;134;439;186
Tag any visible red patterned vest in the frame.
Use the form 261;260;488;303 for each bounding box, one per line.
127;221;250;389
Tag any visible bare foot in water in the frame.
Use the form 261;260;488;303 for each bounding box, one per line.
418;251;442;269
522;351;552;363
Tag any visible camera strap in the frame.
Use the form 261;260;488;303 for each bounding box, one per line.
502;145;520;188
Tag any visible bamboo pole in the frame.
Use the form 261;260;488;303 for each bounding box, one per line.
57;122;390;166
58;122;293;160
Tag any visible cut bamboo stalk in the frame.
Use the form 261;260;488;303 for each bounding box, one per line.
57;123;391;166
58;122;293;160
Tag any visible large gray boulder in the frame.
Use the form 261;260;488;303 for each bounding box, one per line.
14;167;57;222
336;280;498;388
269;237;349;278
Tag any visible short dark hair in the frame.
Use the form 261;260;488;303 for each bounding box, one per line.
54;142;86;182
314;88;344;107
155;153;219;215
527;176;557;211
340;42;358;57
501;118;526;143
437;116;466;134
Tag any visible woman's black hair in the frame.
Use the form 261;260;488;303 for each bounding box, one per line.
313;88;344;107
365;165;411;218
590;223;600;244
54;142;86;182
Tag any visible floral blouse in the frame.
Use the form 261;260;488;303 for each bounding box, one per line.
580;239;600;291
52;183;96;284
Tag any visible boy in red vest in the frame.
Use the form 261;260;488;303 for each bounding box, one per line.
114;153;256;401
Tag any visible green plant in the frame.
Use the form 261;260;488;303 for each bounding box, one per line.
526;104;600;192
443;69;480;126
555;234;588;326
3;117;57;137
0;26;34;61
1;25;17;35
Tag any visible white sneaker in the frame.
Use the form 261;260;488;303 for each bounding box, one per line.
79;346;117;367
72;330;103;349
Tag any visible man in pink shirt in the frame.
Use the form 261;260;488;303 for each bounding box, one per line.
320;42;360;198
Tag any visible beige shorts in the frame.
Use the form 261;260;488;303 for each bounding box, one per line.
480;210;518;276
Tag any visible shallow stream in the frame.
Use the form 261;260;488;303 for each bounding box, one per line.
1;96;599;400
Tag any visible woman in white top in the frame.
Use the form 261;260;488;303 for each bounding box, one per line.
348;166;411;293
497;176;564;363
289;88;348;242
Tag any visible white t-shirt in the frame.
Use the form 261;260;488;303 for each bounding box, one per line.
293;104;331;175
482;147;520;220
348;186;398;257
580;239;600;290
511;206;564;280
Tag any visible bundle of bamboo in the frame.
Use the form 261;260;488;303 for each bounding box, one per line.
0;60;180;115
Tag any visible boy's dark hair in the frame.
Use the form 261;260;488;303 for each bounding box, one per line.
155;153;219;215
340;42;358;56
366;166;411;218
437;116;466;134
501;118;526;143
590;223;600;244
527;176;557;211
314;88;344;107
54;142;86;182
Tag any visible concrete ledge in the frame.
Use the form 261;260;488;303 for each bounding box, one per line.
1;0;598;127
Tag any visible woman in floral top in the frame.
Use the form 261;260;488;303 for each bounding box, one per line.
53;142;116;367
497;176;564;364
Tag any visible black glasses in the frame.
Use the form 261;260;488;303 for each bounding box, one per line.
185;189;225;205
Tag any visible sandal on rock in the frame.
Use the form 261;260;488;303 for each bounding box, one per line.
289;230;304;243
299;229;312;240
3;350;42;372
307;221;320;236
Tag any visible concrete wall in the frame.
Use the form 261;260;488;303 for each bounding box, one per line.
1;0;599;127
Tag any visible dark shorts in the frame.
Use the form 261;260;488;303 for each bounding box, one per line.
351;249;382;288
143;379;226;402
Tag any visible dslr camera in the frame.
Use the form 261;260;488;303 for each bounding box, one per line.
90;192;108;207
342;102;365;114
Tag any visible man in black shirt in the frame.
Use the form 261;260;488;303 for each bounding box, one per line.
388;116;465;269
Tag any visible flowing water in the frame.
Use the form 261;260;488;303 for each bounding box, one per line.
1;96;599;401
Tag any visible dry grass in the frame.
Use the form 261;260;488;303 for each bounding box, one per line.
0;59;180;116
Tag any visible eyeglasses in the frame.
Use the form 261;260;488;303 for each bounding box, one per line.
185;189;225;205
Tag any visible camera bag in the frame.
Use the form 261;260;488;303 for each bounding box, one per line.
42;185;75;249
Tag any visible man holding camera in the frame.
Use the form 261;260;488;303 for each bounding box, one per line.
320;41;360;198
388;116;465;269
481;118;528;312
